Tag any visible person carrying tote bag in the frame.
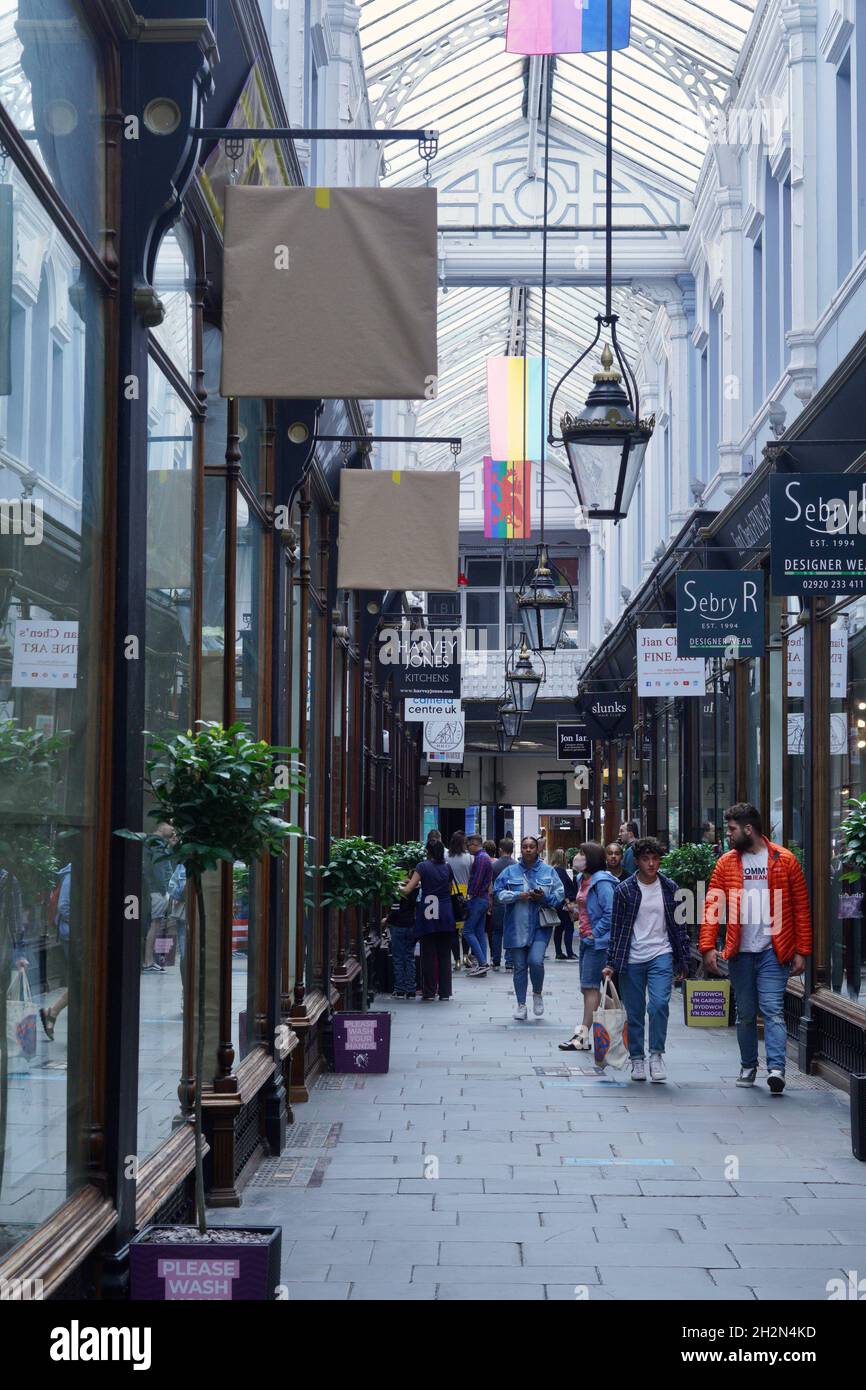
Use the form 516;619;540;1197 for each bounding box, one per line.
592;975;629;1070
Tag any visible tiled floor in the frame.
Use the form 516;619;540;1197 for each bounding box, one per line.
212;956;866;1300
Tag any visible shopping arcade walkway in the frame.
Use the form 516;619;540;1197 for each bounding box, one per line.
214;962;866;1300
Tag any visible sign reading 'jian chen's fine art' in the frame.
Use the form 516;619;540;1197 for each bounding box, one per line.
770;474;866;595
676;571;765;658
637;629;706;697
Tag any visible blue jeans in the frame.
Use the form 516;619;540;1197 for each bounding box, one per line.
463;896;489;966
510;928;552;1005
491;904;512;967
390;925;416;994
619;954;674;1058
727;947;790;1073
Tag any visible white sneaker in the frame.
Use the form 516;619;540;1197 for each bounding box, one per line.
513;1003;528;1021
649;1052;667;1083
532;993;544;1017
630;1057;646;1082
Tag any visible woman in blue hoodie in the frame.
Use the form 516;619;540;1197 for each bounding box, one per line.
559;841;617;1051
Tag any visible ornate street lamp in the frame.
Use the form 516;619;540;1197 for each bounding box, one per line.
546;0;654;521
497;726;516;753
498;702;523;741
505;636;544;713
516;544;572;652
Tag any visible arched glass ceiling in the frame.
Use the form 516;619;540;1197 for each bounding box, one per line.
357;1;759;474
359;0;760;188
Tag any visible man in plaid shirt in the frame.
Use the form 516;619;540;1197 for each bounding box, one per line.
603;836;690;1083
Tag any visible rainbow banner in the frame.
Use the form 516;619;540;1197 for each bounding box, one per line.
486;356;548;463
483;459;531;539
506;0;631;55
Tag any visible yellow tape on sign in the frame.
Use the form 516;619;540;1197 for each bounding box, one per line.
315;188;330;209
391;471;401;484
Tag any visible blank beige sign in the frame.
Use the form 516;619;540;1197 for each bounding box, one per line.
220;186;438;400
337;470;459;592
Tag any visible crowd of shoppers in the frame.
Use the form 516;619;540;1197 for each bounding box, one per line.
388;803;811;1096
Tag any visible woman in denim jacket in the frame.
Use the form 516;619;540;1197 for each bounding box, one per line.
495;835;564;1022
559;842;617;1051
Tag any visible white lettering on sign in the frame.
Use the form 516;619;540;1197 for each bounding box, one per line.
157;1259;240;1300
344;1020;378;1049
680;578;758;620
782;478;866;534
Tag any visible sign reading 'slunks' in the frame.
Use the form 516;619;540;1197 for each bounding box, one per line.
770;474;866;595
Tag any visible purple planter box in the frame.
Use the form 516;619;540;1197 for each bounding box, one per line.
129;1225;281;1301
332;1010;391;1074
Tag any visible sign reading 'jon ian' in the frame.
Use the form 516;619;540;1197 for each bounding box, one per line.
770;474;866;595
676;571;765;658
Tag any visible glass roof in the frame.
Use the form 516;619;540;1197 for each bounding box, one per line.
357;1;760;473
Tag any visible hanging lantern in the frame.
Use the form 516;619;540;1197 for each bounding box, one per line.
516;543;571;652
499;702;523;740
506;637;544;713
497;726;515;753
557;339;654;522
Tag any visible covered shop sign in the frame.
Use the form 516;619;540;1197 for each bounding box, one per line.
220;185;437;399
338;470;459;592
637;628;705;696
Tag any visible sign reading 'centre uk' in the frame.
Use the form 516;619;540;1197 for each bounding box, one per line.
676;571;765;657
770;474;866;595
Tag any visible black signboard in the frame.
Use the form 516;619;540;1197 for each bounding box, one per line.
770;474;866;595
537;778;567;809
556;723;592;761
676;570;765;657
380;630;462;698
579;694;632;742
395;655;461;698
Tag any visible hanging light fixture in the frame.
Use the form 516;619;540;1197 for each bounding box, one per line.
516;56;573;654
498;701;523;741
546;0;654;522
516;545;572;652
506;636;544;713
497;726;515;753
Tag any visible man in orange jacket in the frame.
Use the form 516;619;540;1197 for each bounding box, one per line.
700;802;811;1096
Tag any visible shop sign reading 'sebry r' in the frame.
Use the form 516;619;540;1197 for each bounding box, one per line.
770;474;866;595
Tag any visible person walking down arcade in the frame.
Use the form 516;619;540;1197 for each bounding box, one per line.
604;837;690;1082
700;802;811;1096
495;836;564;1021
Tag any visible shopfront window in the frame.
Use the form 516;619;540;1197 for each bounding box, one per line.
138;359;195;1159
152;224;195;386
0;176;105;1254
829;602;866;1005
699;668;733;848
745;658;762;811
0;1;105;249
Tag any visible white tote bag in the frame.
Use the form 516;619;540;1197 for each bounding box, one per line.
592;977;629;1070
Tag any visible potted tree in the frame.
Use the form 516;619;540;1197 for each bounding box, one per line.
318;836;403;1063
119;720;302;1300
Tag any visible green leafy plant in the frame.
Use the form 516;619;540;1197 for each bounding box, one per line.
388;840;427;871
660;841;719;895
786;841;805;869
118;721;303;1233
838;798;866;883
319;836;403;913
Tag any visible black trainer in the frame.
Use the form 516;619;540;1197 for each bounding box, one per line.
767;1070;786;1095
736;1066;757;1087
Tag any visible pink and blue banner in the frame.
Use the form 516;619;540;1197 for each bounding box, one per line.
486;355;547;463
506;0;631;56
483;458;531;539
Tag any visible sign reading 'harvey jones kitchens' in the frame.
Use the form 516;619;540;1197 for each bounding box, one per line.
676;571;765;658
770;474;866;595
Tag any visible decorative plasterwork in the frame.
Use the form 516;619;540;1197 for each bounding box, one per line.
819;0;854;65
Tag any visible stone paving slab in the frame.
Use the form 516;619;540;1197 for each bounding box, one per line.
244;958;865;1300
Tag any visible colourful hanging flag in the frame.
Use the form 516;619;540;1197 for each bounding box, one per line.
486;356;547;463
506;0;631;56
483;459;532;539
